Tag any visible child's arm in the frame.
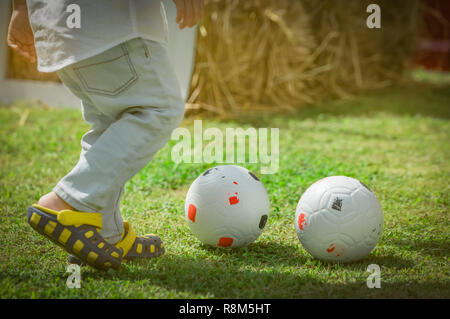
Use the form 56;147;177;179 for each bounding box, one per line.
173;0;204;30
7;0;37;62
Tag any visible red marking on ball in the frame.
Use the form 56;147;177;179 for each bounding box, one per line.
218;237;233;247
229;195;239;205
233;181;238;184
188;204;196;222
326;244;336;253
335;248;344;257
298;213;307;230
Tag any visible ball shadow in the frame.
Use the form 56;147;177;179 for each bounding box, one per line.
80;239;425;298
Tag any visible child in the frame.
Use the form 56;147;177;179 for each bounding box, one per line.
8;0;204;270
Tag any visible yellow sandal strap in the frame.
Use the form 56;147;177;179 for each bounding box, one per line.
115;221;136;256
32;204;103;228
58;211;102;228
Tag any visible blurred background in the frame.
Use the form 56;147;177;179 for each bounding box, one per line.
1;0;449;115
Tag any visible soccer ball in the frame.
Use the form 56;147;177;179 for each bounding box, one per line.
185;165;270;248
295;176;383;262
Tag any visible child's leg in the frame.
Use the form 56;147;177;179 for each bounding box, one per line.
52;104;183;242
37;94;126;242
66;101;127;243
38;99;111;209
38;38;184;245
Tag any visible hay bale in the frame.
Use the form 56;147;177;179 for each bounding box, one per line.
305;0;420;95
188;0;319;115
6;0;422;114
187;0;421;115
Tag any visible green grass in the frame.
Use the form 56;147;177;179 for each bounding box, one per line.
0;84;449;298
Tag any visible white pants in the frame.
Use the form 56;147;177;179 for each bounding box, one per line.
54;38;185;243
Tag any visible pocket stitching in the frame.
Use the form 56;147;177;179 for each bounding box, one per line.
73;44;139;97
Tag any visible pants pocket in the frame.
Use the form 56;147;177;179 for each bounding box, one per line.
73;43;138;97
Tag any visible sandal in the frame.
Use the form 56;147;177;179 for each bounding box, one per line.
68;221;165;265
120;221;165;260
27;204;123;270
27;205;164;270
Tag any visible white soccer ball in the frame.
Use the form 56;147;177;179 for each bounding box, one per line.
185;165;271;248
295;176;383;262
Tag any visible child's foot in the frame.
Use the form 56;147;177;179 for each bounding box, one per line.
27;204;123;270
121;228;165;261
38;192;74;211
67;222;164;265
27;203;164;270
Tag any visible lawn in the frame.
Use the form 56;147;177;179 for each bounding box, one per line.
0;83;449;298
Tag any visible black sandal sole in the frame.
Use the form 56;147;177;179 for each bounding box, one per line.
27;206;123;270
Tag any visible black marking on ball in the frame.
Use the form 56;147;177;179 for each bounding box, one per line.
259;215;268;229
332;197;343;211
203;169;212;176
248;171;260;181
359;181;373;192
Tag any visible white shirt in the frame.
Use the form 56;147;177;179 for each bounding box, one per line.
27;0;169;73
